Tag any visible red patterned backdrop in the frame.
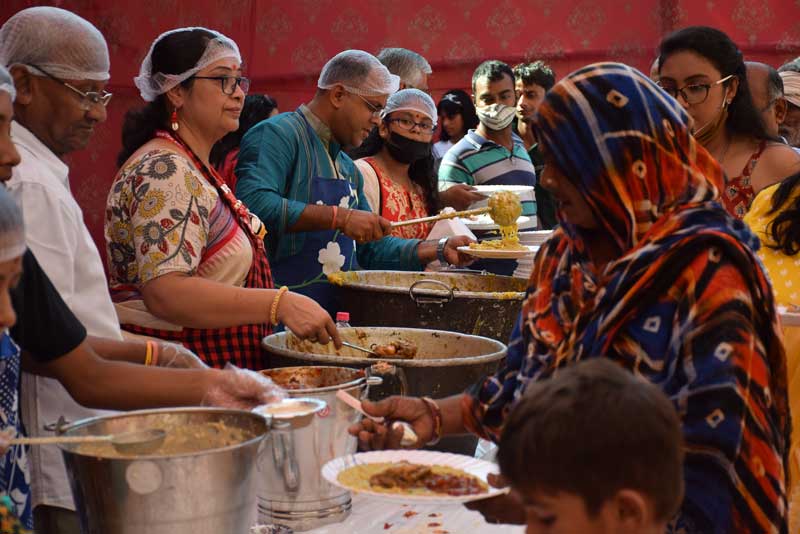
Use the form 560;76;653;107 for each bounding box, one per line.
3;0;800;259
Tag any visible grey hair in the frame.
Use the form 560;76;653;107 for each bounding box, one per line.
778;57;800;74
0;186;26;262
376;47;431;88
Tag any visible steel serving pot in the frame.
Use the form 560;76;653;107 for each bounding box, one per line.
262;327;507;455
58;407;270;534
327;270;527;342
255;367;381;531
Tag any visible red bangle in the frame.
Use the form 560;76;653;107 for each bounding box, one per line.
331;206;338;230
421;397;442;446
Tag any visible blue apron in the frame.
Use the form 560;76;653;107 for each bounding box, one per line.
269;113;358;316
0;332;32;530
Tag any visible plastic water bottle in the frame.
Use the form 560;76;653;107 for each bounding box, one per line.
335;312;351;328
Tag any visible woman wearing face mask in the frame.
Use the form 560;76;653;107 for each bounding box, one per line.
352;89;439;239
658;26;800;218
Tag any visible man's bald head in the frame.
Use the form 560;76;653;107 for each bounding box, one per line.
746;61;784;137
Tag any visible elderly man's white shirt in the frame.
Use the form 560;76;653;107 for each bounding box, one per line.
8;121;119;512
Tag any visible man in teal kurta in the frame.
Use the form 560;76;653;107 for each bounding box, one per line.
236;50;470;314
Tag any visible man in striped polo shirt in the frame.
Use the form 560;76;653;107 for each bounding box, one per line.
438;60;537;221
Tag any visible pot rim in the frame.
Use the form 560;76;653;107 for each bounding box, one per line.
331;270;526;300
262;327;508;367
259;366;368;394
58;407;268;460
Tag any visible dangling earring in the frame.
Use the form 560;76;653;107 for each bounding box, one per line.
170;109;179;132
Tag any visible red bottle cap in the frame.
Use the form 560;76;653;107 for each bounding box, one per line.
336;312;350;322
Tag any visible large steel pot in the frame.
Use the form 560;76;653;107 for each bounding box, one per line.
328;270;526;341
256;367;381;531
58;408;268;534
263;327;507;455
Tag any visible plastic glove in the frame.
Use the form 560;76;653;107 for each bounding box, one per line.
201;363;286;410
156;342;208;369
0;427;15;457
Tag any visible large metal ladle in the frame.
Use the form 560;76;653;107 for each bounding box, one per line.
10;428;167;455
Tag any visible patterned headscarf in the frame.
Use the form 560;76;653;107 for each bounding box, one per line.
532;62;724;250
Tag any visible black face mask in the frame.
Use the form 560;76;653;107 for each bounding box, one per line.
385;131;431;164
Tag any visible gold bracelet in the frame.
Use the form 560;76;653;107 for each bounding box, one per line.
342;208;354;230
270;286;289;326
144;341;154;366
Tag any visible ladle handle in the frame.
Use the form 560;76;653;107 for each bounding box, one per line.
390;207;489;228
336;389;384;423
9;435;110;446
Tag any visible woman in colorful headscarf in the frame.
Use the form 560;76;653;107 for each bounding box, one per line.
350;63;789;533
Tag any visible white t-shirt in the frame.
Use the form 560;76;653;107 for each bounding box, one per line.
354;158;381;214
9;121;119;512
433;140;454;160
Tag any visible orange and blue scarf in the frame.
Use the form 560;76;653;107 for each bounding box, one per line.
466;63;789;533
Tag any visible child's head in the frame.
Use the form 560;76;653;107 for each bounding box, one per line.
498;358;684;534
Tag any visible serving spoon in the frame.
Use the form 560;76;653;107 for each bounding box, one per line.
10;428;167;455
336;390;418;446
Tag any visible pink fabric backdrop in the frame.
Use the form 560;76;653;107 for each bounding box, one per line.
3;0;800;260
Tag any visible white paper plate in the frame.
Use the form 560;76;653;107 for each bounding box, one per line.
779;307;800;326
458;245;538;259
473;185;534;195
518;230;554;245
461;214;530;231
322;449;509;504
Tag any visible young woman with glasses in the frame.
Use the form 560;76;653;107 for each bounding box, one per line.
657;26;800;219
108;27;340;371
350;89;440;239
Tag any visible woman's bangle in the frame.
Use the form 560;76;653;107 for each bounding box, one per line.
421;396;443;446
144;341;155;366
270;286;289;326
331;206;339;230
151;341;160;367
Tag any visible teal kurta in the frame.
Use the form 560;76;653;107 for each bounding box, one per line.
235;106;422;278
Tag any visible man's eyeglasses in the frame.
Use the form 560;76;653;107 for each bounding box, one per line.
352;93;384;117
385;117;436;134
191;75;250;96
658;74;734;105
27;64;112;111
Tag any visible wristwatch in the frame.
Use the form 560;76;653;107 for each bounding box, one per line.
437;237;450;266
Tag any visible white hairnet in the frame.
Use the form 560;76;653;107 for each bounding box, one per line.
135;27;241;102
377;48;432;88
317;50;400;97
381;88;436;124
0;187;26;263
0;65;15;103
0;7;109;81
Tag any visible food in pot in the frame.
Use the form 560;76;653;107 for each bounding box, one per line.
370;340;418;359
338;461;488;496
74;421;252;458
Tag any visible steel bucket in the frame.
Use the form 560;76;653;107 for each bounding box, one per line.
256;367;381;531
262;327;507;455
328;270;526;341
58;408;269;534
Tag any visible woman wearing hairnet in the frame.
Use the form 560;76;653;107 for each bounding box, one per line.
352;89;440;239
108;28;341;371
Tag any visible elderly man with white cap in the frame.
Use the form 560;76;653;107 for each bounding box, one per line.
235;50;471;315
779;58;800;149
0;7;202;532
